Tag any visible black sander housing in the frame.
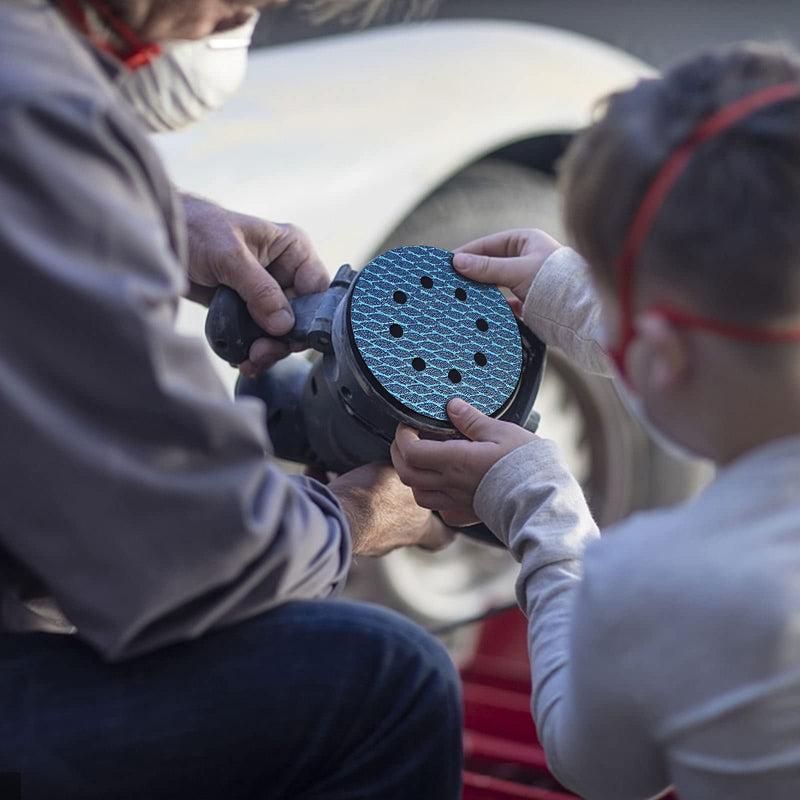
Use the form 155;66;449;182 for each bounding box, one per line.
205;246;547;543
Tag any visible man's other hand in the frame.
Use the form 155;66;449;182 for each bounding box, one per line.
181;194;329;374
329;463;455;557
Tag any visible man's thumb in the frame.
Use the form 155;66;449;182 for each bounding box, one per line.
447;398;499;442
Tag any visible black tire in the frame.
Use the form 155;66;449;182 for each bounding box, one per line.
345;158;711;625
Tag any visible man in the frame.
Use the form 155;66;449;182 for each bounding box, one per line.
0;1;462;797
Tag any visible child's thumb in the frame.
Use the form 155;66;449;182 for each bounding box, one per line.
452;252;532;302
452;252;505;285
447;398;499;442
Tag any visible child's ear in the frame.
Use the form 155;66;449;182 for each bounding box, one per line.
635;312;690;392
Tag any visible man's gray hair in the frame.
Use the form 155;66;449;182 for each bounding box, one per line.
302;0;438;26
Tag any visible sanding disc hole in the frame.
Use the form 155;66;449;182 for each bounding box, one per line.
389;324;404;338
448;369;462;384
474;352;488;367
420;276;434;289
412;357;426;371
454;287;467;302
476;318;489;332
393;290;407;304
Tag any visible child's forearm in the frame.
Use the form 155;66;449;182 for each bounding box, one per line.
521;247;612;377
474;437;599;729
473;439;666;799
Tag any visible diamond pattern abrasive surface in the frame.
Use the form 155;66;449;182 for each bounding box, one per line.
349;246;523;422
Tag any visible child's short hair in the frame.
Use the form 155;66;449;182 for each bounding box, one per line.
560;43;800;328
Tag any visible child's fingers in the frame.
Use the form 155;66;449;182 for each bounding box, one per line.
392;424;430;471
392;446;448;490
440;508;481;528
393;423;461;472
453;229;529;258
411;488;459;511
453;252;532;295
447;398;507;443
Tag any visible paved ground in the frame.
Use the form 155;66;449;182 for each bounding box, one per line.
254;0;800;68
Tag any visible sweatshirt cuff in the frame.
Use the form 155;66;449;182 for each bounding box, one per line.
521;246;588;327
521;247;612;377
474;438;563;545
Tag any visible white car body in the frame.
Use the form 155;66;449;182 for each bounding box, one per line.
155;20;650;387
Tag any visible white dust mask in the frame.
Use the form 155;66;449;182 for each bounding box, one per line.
117;13;259;133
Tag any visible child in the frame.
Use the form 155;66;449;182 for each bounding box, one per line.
392;43;800;799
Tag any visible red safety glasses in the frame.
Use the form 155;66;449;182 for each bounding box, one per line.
611;81;800;381
58;0;162;69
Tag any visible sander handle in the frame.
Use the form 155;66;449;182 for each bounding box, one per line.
204;264;357;364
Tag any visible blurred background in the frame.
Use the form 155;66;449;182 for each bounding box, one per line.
160;0;795;635
159;7;800;791
255;0;800;66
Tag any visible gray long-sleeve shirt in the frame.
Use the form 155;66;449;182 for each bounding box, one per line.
0;0;350;660
475;246;800;799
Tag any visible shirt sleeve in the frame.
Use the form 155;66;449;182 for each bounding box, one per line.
521;247;613;377
0;93;351;661
474;440;670;799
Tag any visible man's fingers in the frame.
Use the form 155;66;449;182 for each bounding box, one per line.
415;515;456;552
225;248;296;336
254;222;329;297
240;338;291;375
186;283;217;307
224;221;327;338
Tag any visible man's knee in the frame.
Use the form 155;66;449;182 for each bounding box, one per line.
239;598;462;729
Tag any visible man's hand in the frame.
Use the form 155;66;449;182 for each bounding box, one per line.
391;399;535;524
329;463;455;557
181;194;329;374
453;228;562;317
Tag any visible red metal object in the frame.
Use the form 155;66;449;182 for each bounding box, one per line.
463;772;575;800
459;607;677;800
460;607;570;800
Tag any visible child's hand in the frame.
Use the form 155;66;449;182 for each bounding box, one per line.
391;398;536;523
453;228;562;316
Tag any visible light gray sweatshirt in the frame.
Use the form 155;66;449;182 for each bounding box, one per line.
474;246;800;800
0;0;350;660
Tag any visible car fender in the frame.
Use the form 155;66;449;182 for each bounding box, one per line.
156;19;652;270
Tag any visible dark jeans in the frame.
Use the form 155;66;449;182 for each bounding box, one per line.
0;599;463;799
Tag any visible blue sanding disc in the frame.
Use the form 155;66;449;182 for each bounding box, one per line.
348;246;523;422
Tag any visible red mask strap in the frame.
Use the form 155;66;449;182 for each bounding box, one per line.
611;82;800;377
647;306;800;343
58;0;161;69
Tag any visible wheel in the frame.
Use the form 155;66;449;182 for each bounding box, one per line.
344;158;712;625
